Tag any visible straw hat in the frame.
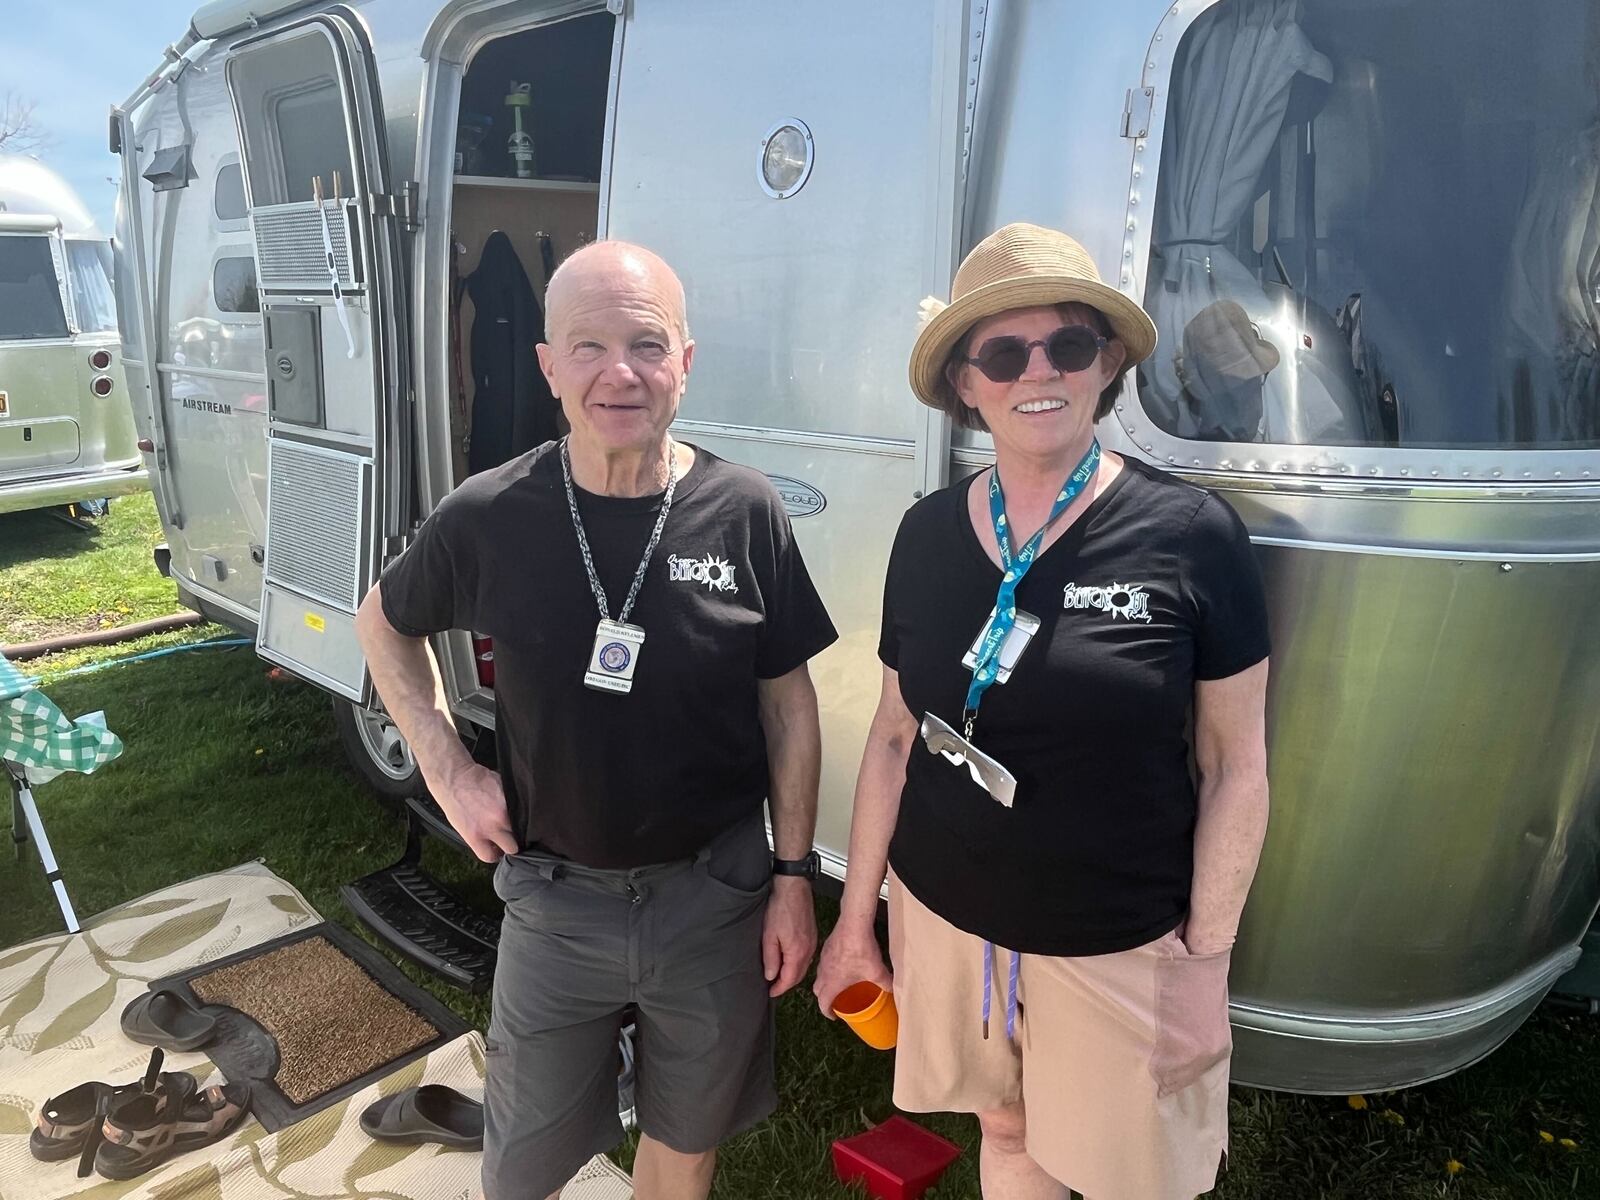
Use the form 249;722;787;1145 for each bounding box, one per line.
909;223;1159;407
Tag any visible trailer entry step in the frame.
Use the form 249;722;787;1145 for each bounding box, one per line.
407;792;472;855
341;862;500;993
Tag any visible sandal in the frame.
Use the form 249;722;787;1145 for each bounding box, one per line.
120;988;218;1053
359;1085;484;1150
95;1076;252;1181
29;1055;192;1165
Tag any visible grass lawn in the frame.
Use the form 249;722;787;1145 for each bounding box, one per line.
2;500;1598;1197
4;646;1597;1199
0;492;183;644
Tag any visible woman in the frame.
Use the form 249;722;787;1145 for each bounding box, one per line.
814;223;1270;1200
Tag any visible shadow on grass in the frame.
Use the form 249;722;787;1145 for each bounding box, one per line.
0;509;105;571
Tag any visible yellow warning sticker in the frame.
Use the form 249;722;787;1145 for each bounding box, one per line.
304;612;326;633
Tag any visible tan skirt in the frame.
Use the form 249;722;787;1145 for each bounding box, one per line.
888;872;1231;1200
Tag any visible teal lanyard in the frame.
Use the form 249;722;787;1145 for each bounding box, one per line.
962;440;1101;730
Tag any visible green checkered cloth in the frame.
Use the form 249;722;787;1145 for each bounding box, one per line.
0;653;124;785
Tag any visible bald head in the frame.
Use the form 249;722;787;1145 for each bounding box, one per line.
544;240;690;344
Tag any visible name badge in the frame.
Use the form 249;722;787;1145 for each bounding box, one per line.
585;619;646;694
961;607;1041;685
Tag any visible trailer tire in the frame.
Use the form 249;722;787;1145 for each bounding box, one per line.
333;697;427;802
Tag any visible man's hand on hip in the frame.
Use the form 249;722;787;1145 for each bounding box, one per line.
762;875;817;998
434;763;519;863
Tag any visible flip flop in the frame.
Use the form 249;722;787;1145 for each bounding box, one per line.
29;1060;193;1164
119;989;218;1052
359;1085;484;1150
95;1077;252;1181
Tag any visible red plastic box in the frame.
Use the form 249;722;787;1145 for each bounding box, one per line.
830;1115;963;1200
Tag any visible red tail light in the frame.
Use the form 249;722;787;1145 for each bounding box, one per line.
91;375;114;397
89;349;112;370
472;634;495;688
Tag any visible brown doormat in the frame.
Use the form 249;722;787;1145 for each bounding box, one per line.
151;922;470;1131
190;934;438;1103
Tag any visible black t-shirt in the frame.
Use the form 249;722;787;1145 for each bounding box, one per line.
379;442;838;868
881;457;1269;957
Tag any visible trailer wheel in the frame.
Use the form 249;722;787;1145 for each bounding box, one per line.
333;697;426;801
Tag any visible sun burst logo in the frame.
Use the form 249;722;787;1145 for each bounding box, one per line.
1063;581;1152;622
669;553;739;593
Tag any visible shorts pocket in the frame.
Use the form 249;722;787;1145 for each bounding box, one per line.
701;864;773;903
700;817;774;899
1149;941;1233;1098
493;855;557;909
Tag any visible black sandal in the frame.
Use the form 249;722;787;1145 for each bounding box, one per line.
30;1050;190;1171
120;988;218;1052
359;1085;484;1150
95;1076;252;1181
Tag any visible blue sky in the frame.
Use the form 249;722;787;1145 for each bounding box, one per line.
4;1;201;231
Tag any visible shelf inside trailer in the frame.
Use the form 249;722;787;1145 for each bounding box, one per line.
453;175;600;194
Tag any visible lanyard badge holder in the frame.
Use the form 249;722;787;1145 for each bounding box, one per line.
562;437;678;694
920;441;1101;806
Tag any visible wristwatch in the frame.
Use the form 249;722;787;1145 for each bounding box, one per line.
772;851;822;881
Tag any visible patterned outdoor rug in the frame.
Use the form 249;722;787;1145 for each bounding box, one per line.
0;862;633;1199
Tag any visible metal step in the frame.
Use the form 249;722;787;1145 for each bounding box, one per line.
342;861;500;993
406;792;471;855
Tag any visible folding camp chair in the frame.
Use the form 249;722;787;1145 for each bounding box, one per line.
1;654;123;933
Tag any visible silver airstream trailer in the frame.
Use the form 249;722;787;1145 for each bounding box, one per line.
0;156;142;515
113;0;1600;1095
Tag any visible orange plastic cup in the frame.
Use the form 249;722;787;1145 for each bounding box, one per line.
833;981;899;1050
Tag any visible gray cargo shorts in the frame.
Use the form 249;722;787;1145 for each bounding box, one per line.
482;814;776;1200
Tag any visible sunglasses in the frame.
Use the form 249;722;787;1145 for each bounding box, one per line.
960;324;1109;384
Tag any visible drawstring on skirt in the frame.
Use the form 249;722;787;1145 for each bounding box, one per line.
981;940;1020;1041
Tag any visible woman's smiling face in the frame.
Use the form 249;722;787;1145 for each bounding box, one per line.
950;302;1126;459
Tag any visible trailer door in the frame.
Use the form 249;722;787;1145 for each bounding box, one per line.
225;14;411;702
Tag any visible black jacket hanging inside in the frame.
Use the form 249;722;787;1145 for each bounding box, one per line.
465;231;559;475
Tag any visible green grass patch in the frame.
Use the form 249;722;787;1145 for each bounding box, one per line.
2;646;1597;1197
0;492;181;644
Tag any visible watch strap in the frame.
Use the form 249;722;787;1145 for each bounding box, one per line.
772;852;820;879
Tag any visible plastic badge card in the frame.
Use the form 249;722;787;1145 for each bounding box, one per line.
961;607;1041;685
585;619;645;694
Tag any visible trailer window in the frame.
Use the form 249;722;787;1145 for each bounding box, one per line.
228;28;354;207
0;235;69;342
66;241;117;334
1139;0;1600;450
213;256;260;315
214;162;247;221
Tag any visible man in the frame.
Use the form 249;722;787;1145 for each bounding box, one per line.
353;241;837;1200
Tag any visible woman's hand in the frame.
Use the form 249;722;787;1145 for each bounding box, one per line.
813;919;893;1017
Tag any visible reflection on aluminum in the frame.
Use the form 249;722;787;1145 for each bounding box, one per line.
919;711;1017;807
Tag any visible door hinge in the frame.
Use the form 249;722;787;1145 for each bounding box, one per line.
1121;87;1154;139
371;181;420;232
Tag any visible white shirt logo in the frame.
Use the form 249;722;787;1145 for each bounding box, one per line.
1063;581;1152;623
669;553;739;594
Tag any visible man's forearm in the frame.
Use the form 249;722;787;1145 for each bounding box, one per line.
760;672;821;862
1186;767;1269;954
354;589;475;793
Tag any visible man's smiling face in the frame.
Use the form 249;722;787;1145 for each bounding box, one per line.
537;244;694;455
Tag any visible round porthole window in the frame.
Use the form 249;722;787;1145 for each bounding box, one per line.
759;119;814;199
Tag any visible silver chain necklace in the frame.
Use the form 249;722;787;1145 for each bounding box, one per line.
560;435;679;626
